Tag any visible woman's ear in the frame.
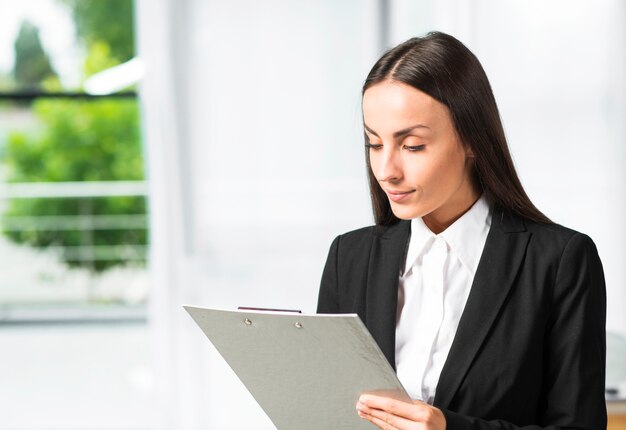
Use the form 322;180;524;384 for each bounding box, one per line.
465;144;475;158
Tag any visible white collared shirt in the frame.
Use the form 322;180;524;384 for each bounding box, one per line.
395;195;492;404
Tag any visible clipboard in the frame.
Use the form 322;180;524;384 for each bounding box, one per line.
184;305;410;430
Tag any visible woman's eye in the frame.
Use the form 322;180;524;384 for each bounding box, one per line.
404;145;426;152
365;143;383;150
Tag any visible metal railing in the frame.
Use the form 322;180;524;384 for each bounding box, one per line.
0;180;150;314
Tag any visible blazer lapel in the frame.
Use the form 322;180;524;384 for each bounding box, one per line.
365;220;411;370
433;206;531;408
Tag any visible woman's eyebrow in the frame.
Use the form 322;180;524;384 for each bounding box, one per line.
363;123;430;138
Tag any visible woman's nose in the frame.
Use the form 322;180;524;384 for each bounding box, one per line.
375;148;402;183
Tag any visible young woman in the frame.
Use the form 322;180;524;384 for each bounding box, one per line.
317;32;606;430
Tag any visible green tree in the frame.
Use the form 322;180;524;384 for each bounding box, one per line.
61;0;135;70
13;20;57;89
3;99;146;271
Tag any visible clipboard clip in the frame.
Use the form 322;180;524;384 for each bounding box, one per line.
238;307;304;329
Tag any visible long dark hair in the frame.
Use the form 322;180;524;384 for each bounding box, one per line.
363;32;551;226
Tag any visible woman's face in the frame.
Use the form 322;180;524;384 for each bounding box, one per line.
362;80;478;232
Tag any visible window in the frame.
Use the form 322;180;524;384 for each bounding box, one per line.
0;0;148;320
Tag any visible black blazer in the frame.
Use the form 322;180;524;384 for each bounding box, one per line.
317;205;607;429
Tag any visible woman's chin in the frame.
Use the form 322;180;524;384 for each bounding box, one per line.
389;204;423;221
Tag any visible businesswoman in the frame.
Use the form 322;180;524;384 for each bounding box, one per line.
317;32;606;430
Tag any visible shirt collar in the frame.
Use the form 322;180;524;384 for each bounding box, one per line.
439;194;492;274
403;216;435;276
403;194;492;276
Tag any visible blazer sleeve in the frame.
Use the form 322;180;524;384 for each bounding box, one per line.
443;233;607;430
317;235;340;314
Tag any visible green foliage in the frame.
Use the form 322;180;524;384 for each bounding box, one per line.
84;41;121;78
5;99;143;182
13;20;57;89
61;0;135;70
3;99;147;271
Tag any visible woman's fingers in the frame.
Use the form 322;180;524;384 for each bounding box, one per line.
357;401;414;430
358;409;400;430
356;395;446;430
359;394;426;421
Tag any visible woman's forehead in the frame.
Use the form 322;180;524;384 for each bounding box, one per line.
362;81;449;134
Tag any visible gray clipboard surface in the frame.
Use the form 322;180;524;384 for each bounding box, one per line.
184;305;410;430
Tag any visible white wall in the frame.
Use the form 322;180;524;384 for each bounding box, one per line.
184;0;381;311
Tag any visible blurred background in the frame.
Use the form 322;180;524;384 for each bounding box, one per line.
0;0;624;429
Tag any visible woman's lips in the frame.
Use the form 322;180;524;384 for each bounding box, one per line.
385;189;415;202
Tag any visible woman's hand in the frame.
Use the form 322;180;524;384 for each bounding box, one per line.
356;394;446;430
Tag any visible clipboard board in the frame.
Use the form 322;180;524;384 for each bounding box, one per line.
184;305;410;430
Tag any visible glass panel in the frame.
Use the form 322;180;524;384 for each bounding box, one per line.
0;0;146;312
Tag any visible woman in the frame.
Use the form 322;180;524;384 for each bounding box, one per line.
317;32;606;430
